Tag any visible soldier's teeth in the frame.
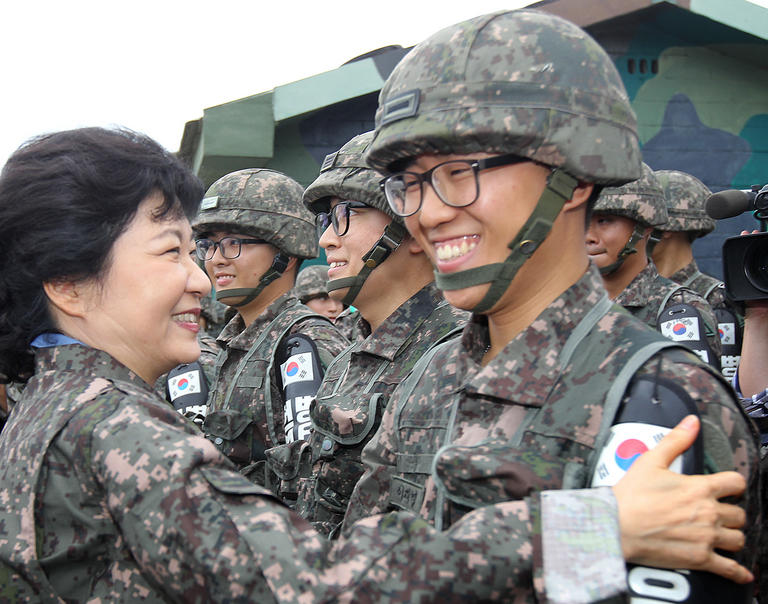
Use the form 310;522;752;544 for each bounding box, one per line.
436;238;477;261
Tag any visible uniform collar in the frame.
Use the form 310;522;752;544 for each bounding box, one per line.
461;265;608;406
354;282;457;361
33;343;149;389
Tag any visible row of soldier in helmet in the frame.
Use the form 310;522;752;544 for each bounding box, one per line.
172;138;749;534
0;8;758;601
175;96;759;595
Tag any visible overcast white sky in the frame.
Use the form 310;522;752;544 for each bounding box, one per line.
1;0;766;168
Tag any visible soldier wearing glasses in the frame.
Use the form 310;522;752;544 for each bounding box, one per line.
268;131;467;535
342;9;759;602
192;169;349;487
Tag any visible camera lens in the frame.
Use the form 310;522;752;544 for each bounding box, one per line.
744;236;768;293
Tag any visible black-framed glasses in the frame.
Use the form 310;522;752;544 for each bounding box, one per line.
315;201;369;237
380;153;530;217
194;236;267;261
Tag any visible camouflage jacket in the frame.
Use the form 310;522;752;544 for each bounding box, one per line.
0;343;609;603
669;260;744;379
198;331;221;386
291;282;467;535
616;261;722;365
343;266;759;602
334;307;361;342
204;293;348;479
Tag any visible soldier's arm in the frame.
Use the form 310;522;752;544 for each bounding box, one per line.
613;353;759;587
88;391;571;601
340;386;400;534
613;415;752;583
737;301;768;398
291;317;350;370
670;288;723;363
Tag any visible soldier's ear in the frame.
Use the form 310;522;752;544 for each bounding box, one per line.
43;278;90;318
406;234;424;255
564;182;594;210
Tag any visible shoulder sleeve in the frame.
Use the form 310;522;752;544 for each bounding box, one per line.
290;317;350;370
83;387;622;601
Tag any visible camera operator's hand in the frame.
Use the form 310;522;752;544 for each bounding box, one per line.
613;415;753;584
736;230;768;397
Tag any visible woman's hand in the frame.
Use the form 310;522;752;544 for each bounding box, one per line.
612;415;753;584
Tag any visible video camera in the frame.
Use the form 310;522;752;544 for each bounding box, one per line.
705;184;768;301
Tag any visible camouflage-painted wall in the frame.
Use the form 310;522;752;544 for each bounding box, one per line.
589;4;768;278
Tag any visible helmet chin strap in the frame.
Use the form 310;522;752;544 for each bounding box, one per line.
646;228;662;258
435;169;579;314
327;221;407;307
598;224;645;276
216;253;290;307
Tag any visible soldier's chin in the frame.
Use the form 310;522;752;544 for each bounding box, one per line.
441;283;494;313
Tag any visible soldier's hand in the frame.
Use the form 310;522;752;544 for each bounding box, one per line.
612;415;753;584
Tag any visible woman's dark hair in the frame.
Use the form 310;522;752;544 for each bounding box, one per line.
0;127;204;382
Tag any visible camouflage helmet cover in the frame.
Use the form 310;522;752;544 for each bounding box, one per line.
366;9;641;186
192;168;317;259
654;170;715;236
594;163;668;227
304;131;403;226
294;264;330;302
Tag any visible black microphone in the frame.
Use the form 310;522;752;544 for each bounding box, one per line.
706;185;768;219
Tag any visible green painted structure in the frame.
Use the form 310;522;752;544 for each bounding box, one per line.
178;0;768;277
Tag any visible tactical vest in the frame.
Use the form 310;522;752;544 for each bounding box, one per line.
203;301;328;475
299;307;464;531
385;295;733;530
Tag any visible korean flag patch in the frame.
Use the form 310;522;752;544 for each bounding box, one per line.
660;316;700;342
718;321;735;345
281;352;315;386
168;369;202;402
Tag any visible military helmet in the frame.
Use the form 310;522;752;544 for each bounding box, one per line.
192;168;317;259
304;132;409;307
654;170;715;236
294;264;330;302
593;163;668;227
366;9;641;186
304;131;402;226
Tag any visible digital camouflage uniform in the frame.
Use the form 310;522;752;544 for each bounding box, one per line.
332;306;360;342
292;282;467;535
595;164;722;366
655;169;743;378
207;292;348;481
615;261;722;362
192;169;350;485
343;266;760;602
0;343;588;602
353;8;760;601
